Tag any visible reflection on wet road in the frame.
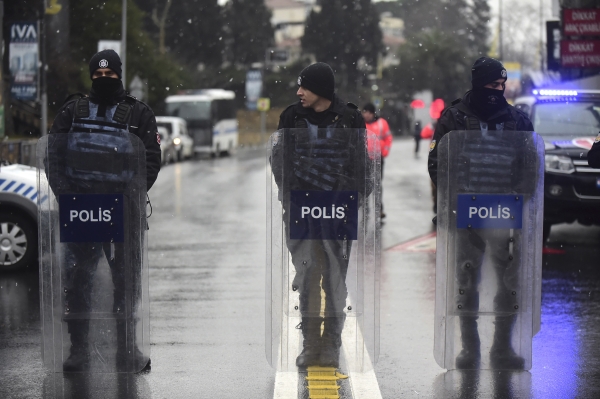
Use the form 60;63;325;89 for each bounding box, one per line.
0;140;599;398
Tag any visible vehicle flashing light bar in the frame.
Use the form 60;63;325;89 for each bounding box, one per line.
533;89;579;96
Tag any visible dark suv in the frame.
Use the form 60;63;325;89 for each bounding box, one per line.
515;90;600;241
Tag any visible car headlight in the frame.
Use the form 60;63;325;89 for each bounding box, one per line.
173;137;181;145
545;155;575;174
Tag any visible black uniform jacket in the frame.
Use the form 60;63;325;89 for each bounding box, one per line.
277;94;366;130
49;91;161;190
588;134;600;168
428;91;534;187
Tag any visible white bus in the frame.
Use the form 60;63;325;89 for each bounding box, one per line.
164;89;238;156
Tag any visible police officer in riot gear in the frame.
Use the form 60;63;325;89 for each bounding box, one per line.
276;62;366;369
588;133;600;168
428;57;534;369
428;57;533;183
48;49;160;372
50;49;161;188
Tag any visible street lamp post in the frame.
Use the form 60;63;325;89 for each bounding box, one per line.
121;0;127;87
498;0;503;60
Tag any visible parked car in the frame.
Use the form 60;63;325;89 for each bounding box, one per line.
514;89;600;240
0;163;39;272
158;125;177;165
156;116;194;161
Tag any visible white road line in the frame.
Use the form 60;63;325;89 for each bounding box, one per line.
348;369;383;399
273;371;299;399
273;314;301;398
343;319;383;399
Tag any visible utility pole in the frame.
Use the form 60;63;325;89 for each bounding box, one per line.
498;0;503;60
0;1;4;138
540;0;545;71
121;0;127;87
40;2;48;135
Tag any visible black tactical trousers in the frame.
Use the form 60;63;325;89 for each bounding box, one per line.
63;242;132;315
455;228;521;352
289;239;350;317
62;197;143;348
285;225;351;346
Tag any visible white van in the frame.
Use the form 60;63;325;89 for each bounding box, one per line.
155;116;194;161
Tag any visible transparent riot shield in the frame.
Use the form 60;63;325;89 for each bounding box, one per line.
37;132;150;373
266;128;380;372
434;130;544;370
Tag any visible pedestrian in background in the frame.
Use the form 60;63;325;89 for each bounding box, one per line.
413;121;422;158
362;103;392;218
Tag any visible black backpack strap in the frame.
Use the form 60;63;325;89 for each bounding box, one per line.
465;116;481;130
112;96;136;124
73;97;90;119
504;120;517;130
294;117;308;128
338;102;358;128
453;101;481;130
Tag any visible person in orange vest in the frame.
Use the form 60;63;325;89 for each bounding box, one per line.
362;103;392;218
420;121;436;212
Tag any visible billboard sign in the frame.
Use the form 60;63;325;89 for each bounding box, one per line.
9;22;39;101
563;9;600;36
245;69;263;110
561;40;600;68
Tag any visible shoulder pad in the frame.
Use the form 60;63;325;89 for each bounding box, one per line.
125;94;143;107
346;102;358;110
451;98;461;106
283;103;296;112
74;97;90;119
511;105;529;119
63;92;87;106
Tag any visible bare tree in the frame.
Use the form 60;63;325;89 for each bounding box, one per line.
499;0;553;70
152;0;173;55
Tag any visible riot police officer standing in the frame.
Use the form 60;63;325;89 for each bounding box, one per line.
48;49;160;372
277;62;366;369
429;57;535;370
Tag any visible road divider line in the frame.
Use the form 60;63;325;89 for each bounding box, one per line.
273;371;299;399
342;318;383;399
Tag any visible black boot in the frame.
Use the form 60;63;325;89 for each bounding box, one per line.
319;316;344;368
296;317;322;369
455;316;481;369
63;320;91;372
115;320;149;372
490;315;524;369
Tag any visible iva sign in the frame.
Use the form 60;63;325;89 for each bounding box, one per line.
9;22;39;101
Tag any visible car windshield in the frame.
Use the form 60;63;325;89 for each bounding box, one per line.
532;101;600;137
156;121;172;134
166;101;211;121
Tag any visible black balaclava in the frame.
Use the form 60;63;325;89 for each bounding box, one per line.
89;50;125;103
469;57;509;121
297;62;335;101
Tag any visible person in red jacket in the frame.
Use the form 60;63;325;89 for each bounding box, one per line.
362;103;392;218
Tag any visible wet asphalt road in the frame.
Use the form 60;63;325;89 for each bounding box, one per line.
0;138;599;398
